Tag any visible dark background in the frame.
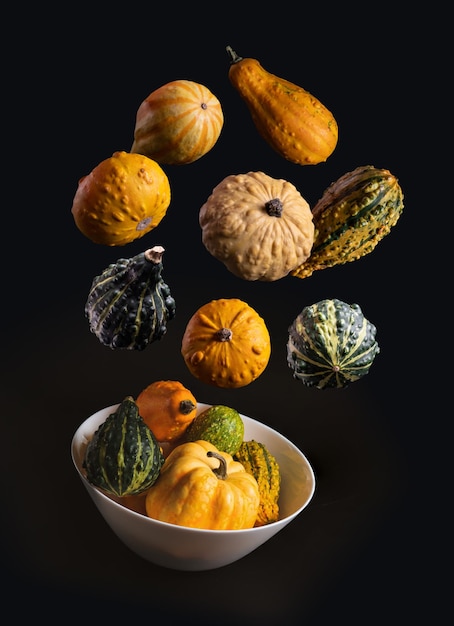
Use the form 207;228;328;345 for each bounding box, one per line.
3;5;445;624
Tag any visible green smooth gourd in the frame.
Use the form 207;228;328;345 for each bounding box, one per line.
291;165;404;279
287;299;380;389
85;245;176;350
185;405;244;456
83;396;164;496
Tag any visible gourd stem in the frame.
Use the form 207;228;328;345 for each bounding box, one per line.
179;400;197;415
207;451;227;480
226;45;242;64
144;246;165;264
215;328;232;342
265;198;283;218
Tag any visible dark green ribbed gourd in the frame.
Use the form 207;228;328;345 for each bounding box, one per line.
85;245;176;350
287;298;380;389
292;165;404;279
83;396;164;496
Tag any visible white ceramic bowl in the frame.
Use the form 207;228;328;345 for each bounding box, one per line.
71;403;316;571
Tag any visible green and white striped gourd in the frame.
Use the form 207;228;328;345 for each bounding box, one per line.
85;245;176;350
291;165;404;279
83;396;164;496
287;298;380;389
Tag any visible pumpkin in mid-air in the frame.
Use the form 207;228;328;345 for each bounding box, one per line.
292;165;404;279
226;46;338;166
85;246;176;351
71;151;171;246
287;298;380;389
199;171;314;281
181;298;271;388
131;80;224;165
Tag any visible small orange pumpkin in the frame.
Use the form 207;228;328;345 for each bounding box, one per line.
71;151;171;246
136;380;197;445
131;80;224;165
181;298;271;389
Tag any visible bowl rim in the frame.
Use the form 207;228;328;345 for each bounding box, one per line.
71;402;316;534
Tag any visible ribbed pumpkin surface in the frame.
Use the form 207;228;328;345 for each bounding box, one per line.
83;397;164;496
292;165;404;279
85;246;176;350
131;80;224;165
181;298;271;388
287;299;380;389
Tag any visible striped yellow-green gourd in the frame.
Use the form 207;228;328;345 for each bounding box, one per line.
83;397;164;496
287;299;380;389
291;165;404;279
85;246;176;350
234;440;281;526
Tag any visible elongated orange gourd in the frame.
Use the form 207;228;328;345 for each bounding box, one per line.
226;46;338;166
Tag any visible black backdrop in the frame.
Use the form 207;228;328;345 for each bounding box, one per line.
3;6;444;624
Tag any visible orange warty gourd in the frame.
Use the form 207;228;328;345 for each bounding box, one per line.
71;151;171;246
226;46;338;166
181;298;271;389
135;380;197;445
131;80;224;165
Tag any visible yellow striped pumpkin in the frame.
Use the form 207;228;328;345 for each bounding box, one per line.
131;80;224;165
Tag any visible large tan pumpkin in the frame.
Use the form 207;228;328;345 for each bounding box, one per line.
199;171;314;281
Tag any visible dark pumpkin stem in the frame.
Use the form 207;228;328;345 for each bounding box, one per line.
226;45;242;64
207;450;227;480
266;198;283;217
215;327;232;342
179;400;196;415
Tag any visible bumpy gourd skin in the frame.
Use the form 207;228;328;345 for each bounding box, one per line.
83;396;164;496
85;246;176;350
71;151;171;246
181;298;271;388
199;171;314;281
135;380;197;443
227;47;338;166
234;440;281;526
287;298;380;389
292;165;404;279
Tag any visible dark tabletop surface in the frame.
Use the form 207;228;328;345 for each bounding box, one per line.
3;7;445;624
